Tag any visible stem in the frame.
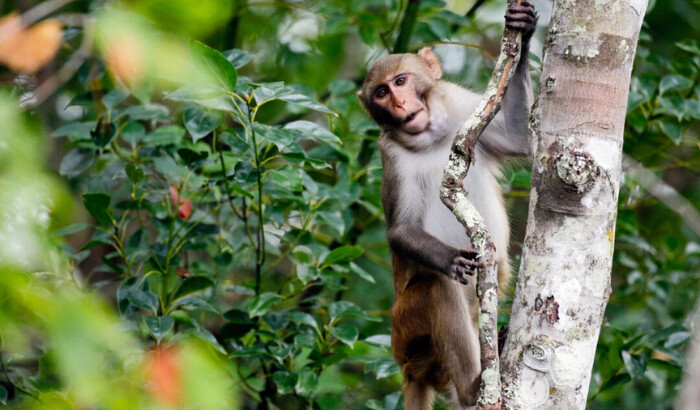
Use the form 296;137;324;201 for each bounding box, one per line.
248;107;265;296
392;0;421;53
466;0;489;17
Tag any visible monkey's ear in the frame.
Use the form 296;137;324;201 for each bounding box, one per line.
356;89;365;103
417;47;442;80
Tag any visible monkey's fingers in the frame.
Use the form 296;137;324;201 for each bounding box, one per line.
505;12;537;25
458;248;480;259
448;267;471;285
455;256;481;273
508;3;536;15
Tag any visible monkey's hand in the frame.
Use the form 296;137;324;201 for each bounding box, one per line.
505;1;538;46
447;248;482;285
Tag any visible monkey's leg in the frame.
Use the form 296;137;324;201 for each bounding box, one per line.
432;280;481;409
404;380;433;410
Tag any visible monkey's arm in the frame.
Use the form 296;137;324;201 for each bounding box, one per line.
381;152;479;284
480;1;536;158
387;223;478;284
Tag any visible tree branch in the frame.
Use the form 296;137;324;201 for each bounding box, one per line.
392;0;421;53
439;0;524;408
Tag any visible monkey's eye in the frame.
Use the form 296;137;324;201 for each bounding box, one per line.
375;88;388;99
395;76;407;86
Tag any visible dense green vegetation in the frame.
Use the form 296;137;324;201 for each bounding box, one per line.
0;0;698;408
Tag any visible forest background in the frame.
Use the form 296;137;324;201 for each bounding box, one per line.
0;0;699;408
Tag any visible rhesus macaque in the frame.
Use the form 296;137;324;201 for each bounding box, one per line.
357;3;537;409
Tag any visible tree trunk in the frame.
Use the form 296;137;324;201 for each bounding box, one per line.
500;1;648;408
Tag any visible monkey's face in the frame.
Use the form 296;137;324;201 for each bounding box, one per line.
369;72;431;134
359;50;443;135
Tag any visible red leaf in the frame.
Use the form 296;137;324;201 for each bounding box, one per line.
145;346;182;406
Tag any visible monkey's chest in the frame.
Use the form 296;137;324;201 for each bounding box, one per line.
411;163;471;249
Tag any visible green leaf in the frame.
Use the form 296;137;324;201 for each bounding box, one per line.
322;246;365;267
268;165;303;192
51;223;92;237
120;122;146;145
647;323;687;345
118;104;170;122
284;120;341;145
165;86;241;112
328;79;356;95
295;263;320;284
142;125;185;146
103;89;128;110
664;331;691;349
90;121;117;148
289;311;320;333
190;39;237;93
621;350;646;379
659;75;693;95
174;276;215;299
330;301;381;323
181;328;226;355
146;315;174;343
658;120;682;144
330;324;358;347
656;96;687;121
295;367;319;395
598;372;631;395
0;385;6;405
171;297;219;313
363;334;392;348
220;309;255;339
676;39;700;55
59;149;95;177
349;262;375;283
278;93;336;116
248;292;282;317
177;148;209;166
127;290;160;312
252;123;298;149
51;121;96;141
273;371;297;394
183;107;222;142
82;193;113;227
125;163;145;183
223;49;253;69
687;99;700;120
364;356;400;379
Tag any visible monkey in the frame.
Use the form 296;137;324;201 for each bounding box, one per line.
357;3;537;409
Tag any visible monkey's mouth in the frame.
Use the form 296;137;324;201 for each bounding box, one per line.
403;110;422;124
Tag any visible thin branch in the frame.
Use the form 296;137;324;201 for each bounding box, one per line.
466;0;490;17
392;0;421;53
439;0;524;408
622;155;700;238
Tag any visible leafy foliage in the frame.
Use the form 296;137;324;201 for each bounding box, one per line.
0;0;698;409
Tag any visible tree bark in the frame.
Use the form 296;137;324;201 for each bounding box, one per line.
499;1;648;408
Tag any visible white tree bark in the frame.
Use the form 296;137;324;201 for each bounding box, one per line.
499;1;648;408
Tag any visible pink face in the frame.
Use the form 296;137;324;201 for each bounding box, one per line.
371;73;430;134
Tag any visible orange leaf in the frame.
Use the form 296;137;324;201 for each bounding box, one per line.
0;12;63;74
169;186;192;220
105;34;145;85
176;268;192;278
145;346;182;407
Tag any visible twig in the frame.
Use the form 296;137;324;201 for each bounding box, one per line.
622;155;700;238
466;0;490;17
392;0;421;53
439;0;524;408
